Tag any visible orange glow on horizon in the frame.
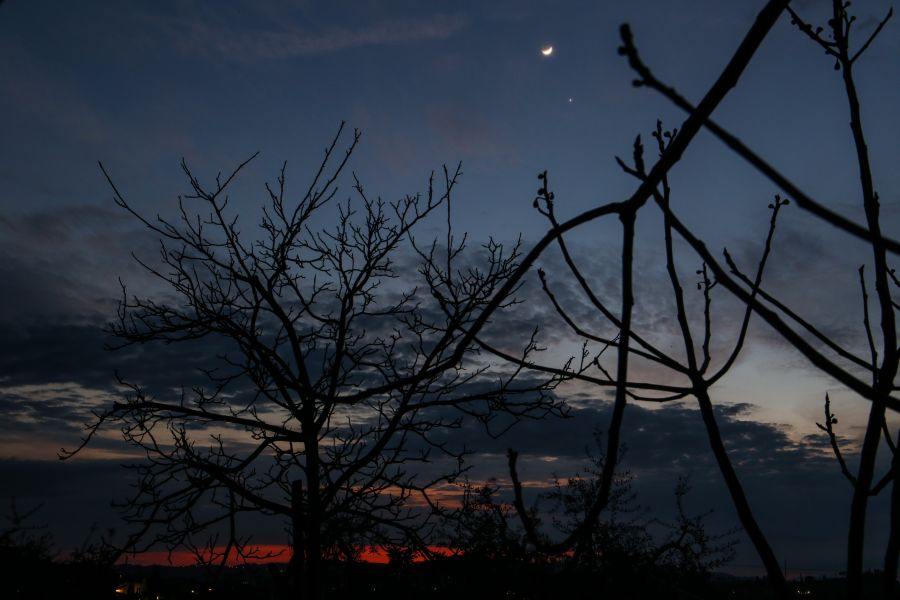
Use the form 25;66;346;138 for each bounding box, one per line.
120;545;290;567
119;544;451;567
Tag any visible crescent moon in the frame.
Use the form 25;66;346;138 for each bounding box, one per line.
541;45;553;56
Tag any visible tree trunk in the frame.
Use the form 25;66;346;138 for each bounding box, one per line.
304;437;322;600
290;479;305;598
882;437;899;599
847;401;885;600
696;386;790;600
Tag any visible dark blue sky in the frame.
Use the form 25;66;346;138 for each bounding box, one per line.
1;0;899;576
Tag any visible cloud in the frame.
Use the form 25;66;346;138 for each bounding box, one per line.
425;400;829;472
1;347;891;570
418;398;893;571
0;204;161;325
0;173;888;571
160;12;466;62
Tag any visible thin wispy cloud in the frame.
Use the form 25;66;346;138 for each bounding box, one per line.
165;13;466;62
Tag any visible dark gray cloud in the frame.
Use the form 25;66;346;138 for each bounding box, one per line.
424;400;829;472
423;400;894;573
0;317;244;395
0;185;884;575
0;384;109;438
0;320;113;389
1;0;897;576
0;204;160;326
482;204;884;403
2;398;891;573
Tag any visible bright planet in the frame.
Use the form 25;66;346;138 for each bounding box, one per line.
541;45;553;56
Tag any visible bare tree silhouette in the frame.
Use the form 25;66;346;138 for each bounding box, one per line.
487;125;790;599
63;124;564;598
549;462;737;595
57;2;900;599
622;2;899;598
429;2;900;599
415;2;798;596
783;4;900;598
443;434;736;598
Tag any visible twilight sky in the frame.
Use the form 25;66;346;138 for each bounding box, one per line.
1;0;899;576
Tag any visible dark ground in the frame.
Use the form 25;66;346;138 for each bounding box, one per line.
2;557;894;600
